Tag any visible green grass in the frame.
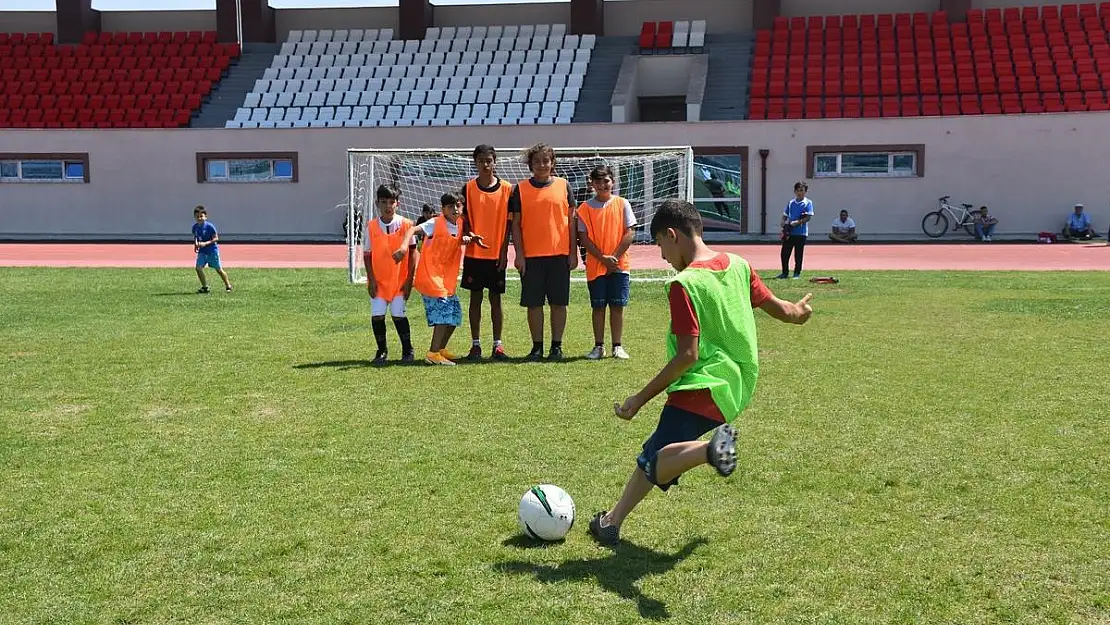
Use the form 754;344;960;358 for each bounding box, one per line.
1;268;1108;625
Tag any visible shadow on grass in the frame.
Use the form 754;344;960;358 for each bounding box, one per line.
152;292;205;297
495;536;708;620
293;355;591;370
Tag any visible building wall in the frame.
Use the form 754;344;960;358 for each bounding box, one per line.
780;0;941;17
274;8;397;39
2;11;58;35
0;113;1103;241
605;0;752;35
99;10;216;33
433;3;570;29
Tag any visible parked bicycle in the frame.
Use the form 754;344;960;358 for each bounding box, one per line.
922;196;979;238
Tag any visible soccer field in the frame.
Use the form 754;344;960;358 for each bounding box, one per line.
1;267;1108;624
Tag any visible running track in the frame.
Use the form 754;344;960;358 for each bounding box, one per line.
0;242;1107;271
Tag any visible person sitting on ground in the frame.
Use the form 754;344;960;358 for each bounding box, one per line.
829;210;858;243
975;206;999;242
1063;203;1096;240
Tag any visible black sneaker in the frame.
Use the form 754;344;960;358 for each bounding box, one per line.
707;424;738;477
774;273;788;280
400;350;415;363
588;511;620;546
197;286;210;294
372;350;388;366
465;345;483;362
225;285;233;292
526;346;544;361
546;346;564;361
491;345;509;361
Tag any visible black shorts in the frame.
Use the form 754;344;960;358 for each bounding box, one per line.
461;257;506;294
520;255;571;308
637;405;722;491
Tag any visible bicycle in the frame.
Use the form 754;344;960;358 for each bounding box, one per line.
922;196;979;238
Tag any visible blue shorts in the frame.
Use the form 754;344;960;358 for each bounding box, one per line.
423;294;462;327
196;249;222;269
637;405;723;491
587;272;631;309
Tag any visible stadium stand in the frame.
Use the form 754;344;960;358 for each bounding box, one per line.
226;24;593;128
748;4;1110;119
638;20;706;54
0;30;239;128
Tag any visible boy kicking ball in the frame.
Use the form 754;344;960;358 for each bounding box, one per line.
589;199;814;546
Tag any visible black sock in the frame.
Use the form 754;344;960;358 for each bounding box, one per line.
551;341;562;351
371;318;387;352
532;341;543;353
393;317;412;353
613;343;621;349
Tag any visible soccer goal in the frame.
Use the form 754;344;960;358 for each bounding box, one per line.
345;146;694;284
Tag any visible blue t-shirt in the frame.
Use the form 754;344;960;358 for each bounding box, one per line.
1067;212;1092;231
784;198;815;237
192;221;218;252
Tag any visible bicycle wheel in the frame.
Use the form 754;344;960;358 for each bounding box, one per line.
922;211;949;238
962;220;978;237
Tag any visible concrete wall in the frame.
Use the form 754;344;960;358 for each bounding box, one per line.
1;11;58;35
780;0;940;16
433;3;570;29
0;113;1104;241
99;11;217;33
605;0;752;36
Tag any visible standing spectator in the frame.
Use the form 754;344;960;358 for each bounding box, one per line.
777;182;813;280
829;210;858;243
975;206;999;242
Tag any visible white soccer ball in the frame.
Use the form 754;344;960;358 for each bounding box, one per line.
517;484;576;541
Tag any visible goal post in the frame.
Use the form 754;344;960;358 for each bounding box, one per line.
345;146;694;284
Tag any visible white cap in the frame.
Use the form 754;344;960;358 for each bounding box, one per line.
1075;203;1084;208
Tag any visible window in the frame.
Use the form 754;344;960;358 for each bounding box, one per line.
0;155;89;183
693;152;744;224
196;153;298;183
807;145;924;178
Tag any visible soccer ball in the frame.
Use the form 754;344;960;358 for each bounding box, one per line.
517;484;576;541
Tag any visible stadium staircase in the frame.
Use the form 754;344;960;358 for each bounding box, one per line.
572;35;637;123
702;32;754;120
193;43;280;128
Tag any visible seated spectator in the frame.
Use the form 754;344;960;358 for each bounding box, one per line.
1063;203;1096;240
975;206;998;242
829;210;857;243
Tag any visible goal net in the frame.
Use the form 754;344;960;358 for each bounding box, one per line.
345;146;694;284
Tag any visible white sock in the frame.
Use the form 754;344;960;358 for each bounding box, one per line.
472;339;481;347
493;339;502;347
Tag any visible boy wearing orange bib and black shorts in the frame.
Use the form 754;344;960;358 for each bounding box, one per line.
395;192;487;366
363;184;416;365
460;144;513;361
509;143;578;361
577;165;637;361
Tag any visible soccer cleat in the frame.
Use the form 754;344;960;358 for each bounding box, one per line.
525;346;544;362
586;346;605;360
792;273;802;280
225;285;233;292
774;273;789;280
439;348;459;361
197;286;210;293
547;346;565;361
424;351;456;366
465;345;483;361
612;346;630;360
491;345;509;361
372;350;388;366
400;350;415;363
588;511;621;546
707;424;738;477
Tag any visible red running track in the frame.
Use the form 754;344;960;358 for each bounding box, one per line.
0;242;1107;271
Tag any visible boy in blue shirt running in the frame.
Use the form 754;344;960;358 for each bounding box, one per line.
192;205;232;293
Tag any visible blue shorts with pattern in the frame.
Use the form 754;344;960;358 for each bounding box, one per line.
423;294;462;327
637;405;722;492
196;249;222;269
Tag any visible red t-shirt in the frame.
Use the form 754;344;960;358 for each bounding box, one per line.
666;253;772;422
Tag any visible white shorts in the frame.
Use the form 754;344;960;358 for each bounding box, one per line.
370;295;407;317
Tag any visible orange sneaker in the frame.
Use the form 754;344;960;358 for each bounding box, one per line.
439;348;459;361
424;351;456;366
